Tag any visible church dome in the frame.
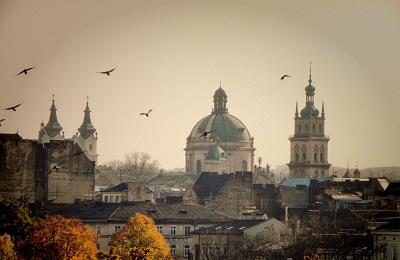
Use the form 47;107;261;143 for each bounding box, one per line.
189;86;252;142
189;113;251;142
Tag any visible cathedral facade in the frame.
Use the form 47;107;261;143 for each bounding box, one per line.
185;86;255;174
287;68;331;178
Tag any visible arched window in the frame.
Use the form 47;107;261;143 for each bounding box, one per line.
196;160;202;174
321;171;325;178
89;144;93;150
320;145;325;163
242;160;247;171
314;170;319;178
305;124;309;132
314;145;319;162
298;124;302;132
301;144;307;161
319;124;322;133
312;124;315;133
294;144;300;162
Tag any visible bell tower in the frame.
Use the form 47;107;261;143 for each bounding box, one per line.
74;97;98;164
287;64;331;178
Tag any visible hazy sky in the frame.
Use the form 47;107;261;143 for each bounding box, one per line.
1;0;399;170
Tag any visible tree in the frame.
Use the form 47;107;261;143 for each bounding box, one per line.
104;213;173;260
20;215;98;260
0;234;17;260
0;196;35;243
104;152;160;183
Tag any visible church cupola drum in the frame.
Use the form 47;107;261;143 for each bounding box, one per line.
288;65;331;178
185;85;255;174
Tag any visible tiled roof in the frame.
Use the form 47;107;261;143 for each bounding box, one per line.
147;174;198;186
103;183;128;192
50;201;232;223
191;219;269;235
50;202;121;220
279;178;333;187
111;202;232;222
192;172;230;198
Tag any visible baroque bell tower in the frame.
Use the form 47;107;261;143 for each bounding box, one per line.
287;64;331;178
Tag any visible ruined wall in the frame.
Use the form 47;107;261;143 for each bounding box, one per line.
0;137;36;203
0;135;95;204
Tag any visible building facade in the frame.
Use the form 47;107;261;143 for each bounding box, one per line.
287;67;331;178
185;85;255;174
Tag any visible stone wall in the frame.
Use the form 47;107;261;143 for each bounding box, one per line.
206;172;253;219
0;134;95;204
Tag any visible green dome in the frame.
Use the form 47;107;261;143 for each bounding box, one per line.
189;112;251;142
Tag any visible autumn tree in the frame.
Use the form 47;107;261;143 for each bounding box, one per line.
104;213;173;260
20;215;98;260
0;234;17;260
0;196;35;243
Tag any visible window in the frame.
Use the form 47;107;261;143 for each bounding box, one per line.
197;225;205;230
115;195;120;203
302;153;306;161
196;160;202;174
110;195;114;203
170;226;176;236
184;245;191;257
104;195;109;203
89;144;93;150
96;225;101;235
170;244;176;254
114;225;122;233
242;160;247;171
157;225;163;234
184;226;191;236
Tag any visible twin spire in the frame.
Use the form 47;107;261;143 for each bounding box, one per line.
42;95;96;140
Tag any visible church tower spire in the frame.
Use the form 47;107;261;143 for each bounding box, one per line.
287;63;331;178
44;94;63;138
74;97;98;164
78;96;96;139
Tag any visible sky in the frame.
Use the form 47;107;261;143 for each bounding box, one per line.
1;0;399;171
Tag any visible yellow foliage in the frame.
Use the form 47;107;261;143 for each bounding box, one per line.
105;213;173;260
0;234;17;260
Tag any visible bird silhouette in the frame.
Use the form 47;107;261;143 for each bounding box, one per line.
97;67;117;76
280;75;291;80
140;109;153;117
16;67;35;76
52;161;65;171
3;102;23;111
198;129;216;138
0;119;4;126
72;150;88;157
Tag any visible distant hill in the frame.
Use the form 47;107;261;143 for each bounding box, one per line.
330;166;400;180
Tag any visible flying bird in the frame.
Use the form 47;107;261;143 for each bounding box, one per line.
280;75;291;81
72;150;88;157
16;67;35;76
97;66;117;76
52;161;65;171
3;102;23;111
140;109;153;117
0;119;4;126
198;130;216;138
